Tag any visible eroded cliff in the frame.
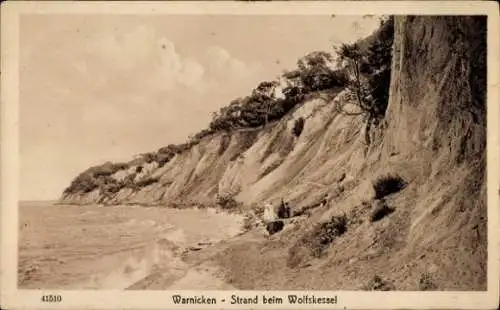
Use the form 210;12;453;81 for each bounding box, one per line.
61;15;487;290
213;16;487;291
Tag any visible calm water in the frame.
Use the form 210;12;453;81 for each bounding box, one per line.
18;202;243;289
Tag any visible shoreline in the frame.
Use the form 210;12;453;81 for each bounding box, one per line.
126;223;246;290
53;200;248;215
19;202;247;290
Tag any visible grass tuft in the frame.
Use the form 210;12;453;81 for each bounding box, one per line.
372;174;406;199
287;214;347;267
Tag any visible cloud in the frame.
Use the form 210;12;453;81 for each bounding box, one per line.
205;45;243;72
155;39;206;90
70;27;263;96
205;45;262;79
81;28;206;91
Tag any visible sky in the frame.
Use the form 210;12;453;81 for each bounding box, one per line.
19;14;381;201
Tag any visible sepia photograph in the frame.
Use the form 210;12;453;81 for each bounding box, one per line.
2;1;499;309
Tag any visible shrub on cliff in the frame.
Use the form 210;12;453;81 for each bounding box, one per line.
89;162;129;177
101;179;123;196
288;214;348;267
155;152;176;167
207;51;346;134
216;194;241;210
63;162;129;195
372;173;406;199
311;214;348;256
64;174;98;194
141;153;157;164
122;173;137;188
285;51;348;93
140;144;188;168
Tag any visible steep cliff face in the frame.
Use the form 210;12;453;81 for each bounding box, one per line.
212;16;487;290
378;15;487;288
61;16;487;290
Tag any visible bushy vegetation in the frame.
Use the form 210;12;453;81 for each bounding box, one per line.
372;173;406;199
63;158;162;197
193;16;393;152
334;16;394;143
204;17;393;143
289;214;348;263
146;142;195;167
311;214;348;256
63;162;129;195
216;194;241;210
208;51;347;133
66;174;99;194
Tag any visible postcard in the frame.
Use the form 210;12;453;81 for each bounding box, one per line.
1;1;499;309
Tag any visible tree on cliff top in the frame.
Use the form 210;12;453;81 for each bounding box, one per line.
251;80;280;126
333;16;394;144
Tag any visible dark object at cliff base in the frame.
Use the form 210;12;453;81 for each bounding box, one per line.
266;220;284;235
277;205;291;219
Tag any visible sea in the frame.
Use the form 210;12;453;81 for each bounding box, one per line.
18;201;243;290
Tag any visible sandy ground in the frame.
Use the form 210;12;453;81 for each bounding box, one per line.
19;202;244;290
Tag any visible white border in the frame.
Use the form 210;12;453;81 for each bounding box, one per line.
1;1;499;309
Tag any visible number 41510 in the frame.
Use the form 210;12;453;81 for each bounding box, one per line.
41;294;62;302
